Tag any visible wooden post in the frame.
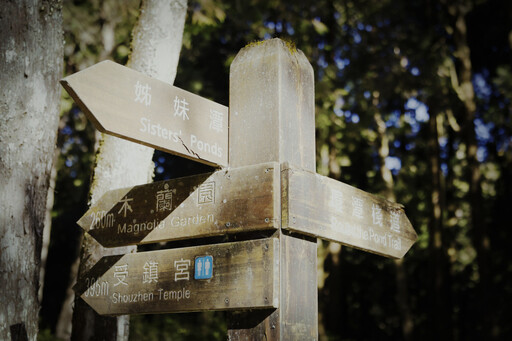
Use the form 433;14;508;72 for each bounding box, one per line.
227;39;318;340
64;38;417;337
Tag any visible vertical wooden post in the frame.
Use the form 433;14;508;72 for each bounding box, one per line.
227;39;318;340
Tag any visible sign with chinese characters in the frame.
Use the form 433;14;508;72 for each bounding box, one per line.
60;60;228;167
74;238;279;315
282;164;417;258
77;163;280;247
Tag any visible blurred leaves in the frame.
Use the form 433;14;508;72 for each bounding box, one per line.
42;0;512;340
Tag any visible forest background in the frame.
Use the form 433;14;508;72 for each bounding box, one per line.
18;0;512;339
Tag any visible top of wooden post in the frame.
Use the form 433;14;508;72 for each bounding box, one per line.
229;38;315;171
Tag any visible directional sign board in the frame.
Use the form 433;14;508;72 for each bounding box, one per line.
282;164;417;258
61;60;228;167
78;163;280;247
75;238;279;315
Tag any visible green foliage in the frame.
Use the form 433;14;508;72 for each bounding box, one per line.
43;0;512;340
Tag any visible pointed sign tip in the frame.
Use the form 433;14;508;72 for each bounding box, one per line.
403;212;419;242
76;215;88;231
61;60;229;167
60;75;108;133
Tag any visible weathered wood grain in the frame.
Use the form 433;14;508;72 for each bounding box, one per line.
75;238;279;315
227;38;318;340
70;37;419;338
229;40;315;172
77;163;280;247
282;164;418;258
61;60;228;167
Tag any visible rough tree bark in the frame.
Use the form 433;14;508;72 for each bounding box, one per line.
70;1;187;340
0;1;63;340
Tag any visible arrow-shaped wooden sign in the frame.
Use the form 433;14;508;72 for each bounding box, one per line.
77;163;279;247
61;60;228;167
74;238;279;315
282;164;417;258
78;161;416;258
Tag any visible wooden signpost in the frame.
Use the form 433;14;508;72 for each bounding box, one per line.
74;238;278;315
61;60;228;167
64;39;418;340
282;164;417;259
77;163;280;247
77;160;416;258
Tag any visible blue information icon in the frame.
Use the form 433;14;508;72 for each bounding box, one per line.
194;255;213;280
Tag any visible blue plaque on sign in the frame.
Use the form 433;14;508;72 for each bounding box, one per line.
194;255;213;280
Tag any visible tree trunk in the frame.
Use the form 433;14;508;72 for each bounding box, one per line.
70;1;187;340
39;149;59;303
0;1;63;340
373;110;414;341
426;102;451;339
54;2;136;338
447;2;490;337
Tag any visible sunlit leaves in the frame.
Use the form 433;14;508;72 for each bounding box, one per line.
48;0;512;339
191;0;226;26
312;18;328;35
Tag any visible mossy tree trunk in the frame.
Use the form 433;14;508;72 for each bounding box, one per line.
70;1;187;340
